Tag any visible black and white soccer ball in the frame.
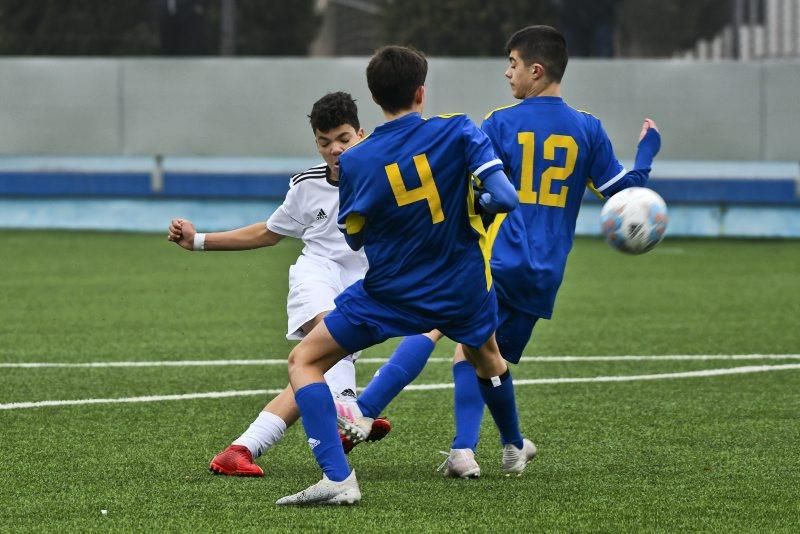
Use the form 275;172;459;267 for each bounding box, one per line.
600;187;668;255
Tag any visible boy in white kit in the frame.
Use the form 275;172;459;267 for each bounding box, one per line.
167;92;392;476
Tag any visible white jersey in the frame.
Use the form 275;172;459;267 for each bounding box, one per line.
267;163;368;277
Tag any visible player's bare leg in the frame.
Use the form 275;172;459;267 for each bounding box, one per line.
262;385;301;422
210;311;320;473
208;313;327;477
460;334;507;377
211;313;389;477
287;320;351;389
461;335;536;476
209;384;301;476
278;321;361;505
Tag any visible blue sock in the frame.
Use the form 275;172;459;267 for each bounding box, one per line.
476;369;523;449
295;382;351;482
451;361;485;451
357;335;435;418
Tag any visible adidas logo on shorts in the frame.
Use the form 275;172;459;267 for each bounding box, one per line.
316;209;327;220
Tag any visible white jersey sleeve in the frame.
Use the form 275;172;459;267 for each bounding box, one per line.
267;180;307;238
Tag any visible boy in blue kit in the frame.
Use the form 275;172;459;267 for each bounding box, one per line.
276;45;532;506
346;26;662;478
441;26;661;476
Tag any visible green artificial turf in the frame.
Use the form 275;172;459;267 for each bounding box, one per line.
1;231;799;532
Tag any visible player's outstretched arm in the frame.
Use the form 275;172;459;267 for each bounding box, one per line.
477;169;519;214
635;118;660;169
602;118;661;197
167;219;284;251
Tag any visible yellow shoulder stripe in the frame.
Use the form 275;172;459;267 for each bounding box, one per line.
484;102;521;120
577;109;595;117
349;133;371;149
434;113;465;119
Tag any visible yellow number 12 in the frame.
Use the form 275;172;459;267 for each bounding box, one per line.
517;132;578;208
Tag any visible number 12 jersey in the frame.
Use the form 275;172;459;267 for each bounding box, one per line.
482;96;628;319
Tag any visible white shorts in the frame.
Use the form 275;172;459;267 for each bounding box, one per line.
285;255;365;360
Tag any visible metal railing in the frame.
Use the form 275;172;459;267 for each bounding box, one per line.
679;0;800;60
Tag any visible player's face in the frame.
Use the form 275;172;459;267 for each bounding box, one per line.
315;124;365;179
505;49;535;99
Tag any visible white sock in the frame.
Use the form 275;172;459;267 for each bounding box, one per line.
232;411;287;458
324;358;357;400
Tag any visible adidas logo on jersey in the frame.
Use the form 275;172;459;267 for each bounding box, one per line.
308;438;321;450
316;209;327;221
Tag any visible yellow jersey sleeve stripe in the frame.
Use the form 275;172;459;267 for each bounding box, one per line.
345;213;366;234
586;179;605;200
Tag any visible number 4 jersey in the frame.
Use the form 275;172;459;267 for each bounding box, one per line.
482;96;627;319
337;112;504;318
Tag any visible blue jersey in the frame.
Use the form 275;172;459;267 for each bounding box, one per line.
482;96;626;319
337;112;504;320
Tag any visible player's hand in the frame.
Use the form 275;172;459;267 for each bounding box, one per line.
638;118;658;142
167;218;195;251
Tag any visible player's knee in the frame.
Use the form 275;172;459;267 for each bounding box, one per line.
465;336;500;362
466;339;506;376
287;345;308;375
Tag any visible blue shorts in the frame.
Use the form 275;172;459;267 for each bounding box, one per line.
495;299;539;364
324;280;498;354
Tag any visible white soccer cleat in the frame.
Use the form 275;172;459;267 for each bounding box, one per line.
275;470;361;506
501;438;537;476
437;448;481;479
335;398;373;445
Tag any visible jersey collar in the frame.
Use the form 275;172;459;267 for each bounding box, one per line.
374;112;424;133
522;96;564;105
325;165;338;187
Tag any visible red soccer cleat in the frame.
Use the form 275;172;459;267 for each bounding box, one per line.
209;445;264;477
368;417;392;443
340;416;392;454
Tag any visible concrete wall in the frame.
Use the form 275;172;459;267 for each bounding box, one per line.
0;57;798;160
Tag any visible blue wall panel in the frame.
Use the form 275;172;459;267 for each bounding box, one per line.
2;171;798;206
0;172;151;197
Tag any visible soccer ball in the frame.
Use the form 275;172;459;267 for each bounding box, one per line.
600;187;668;255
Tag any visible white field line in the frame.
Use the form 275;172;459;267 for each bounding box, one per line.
0;389;285;411
2;354;800;369
1;363;799;411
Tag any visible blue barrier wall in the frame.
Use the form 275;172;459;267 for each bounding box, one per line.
0;158;798;237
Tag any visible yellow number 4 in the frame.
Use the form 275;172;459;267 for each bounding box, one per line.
385;154;445;224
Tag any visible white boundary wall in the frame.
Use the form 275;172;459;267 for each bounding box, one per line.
0;58;799;161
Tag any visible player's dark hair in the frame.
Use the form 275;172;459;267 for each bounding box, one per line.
308;91;360;133
366;45;428;114
506;25;568;83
